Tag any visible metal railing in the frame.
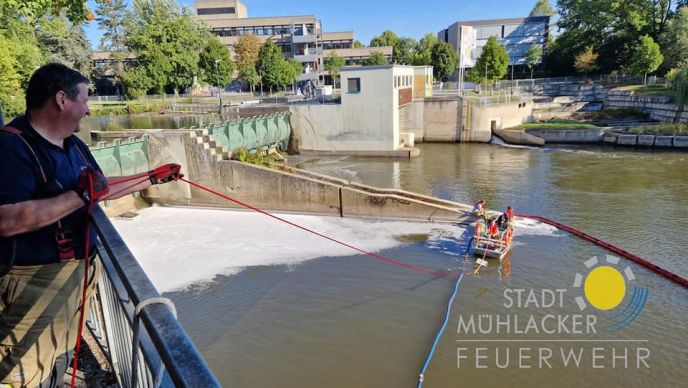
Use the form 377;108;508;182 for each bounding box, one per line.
86;206;220;387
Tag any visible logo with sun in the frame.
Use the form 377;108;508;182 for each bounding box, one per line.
573;255;649;331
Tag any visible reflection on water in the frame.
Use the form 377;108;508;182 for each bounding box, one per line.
166;143;687;387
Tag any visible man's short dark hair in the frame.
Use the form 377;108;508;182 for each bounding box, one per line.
25;63;89;110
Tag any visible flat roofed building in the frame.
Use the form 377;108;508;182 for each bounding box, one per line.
195;1;391;84
438;16;549;67
195;0;247;20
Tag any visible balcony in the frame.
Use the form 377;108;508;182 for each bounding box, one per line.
293;53;320;62
292;33;319;44
300;72;319;81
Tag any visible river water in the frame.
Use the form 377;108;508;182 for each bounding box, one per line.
114;143;688;387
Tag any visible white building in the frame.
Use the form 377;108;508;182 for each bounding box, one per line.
290;65;433;156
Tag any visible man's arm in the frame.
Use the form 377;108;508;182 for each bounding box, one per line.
105;176;153;201
0;191;84;237
104;164;183;201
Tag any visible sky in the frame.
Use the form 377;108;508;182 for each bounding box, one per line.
84;0;545;49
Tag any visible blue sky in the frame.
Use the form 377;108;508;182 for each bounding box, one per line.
85;0;546;49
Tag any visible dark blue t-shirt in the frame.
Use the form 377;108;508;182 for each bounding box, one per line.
0;116;101;265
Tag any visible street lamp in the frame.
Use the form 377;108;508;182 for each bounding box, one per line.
214;59;223;111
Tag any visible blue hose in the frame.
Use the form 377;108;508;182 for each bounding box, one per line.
417;272;465;388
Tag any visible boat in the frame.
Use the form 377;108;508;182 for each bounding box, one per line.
473;219;513;261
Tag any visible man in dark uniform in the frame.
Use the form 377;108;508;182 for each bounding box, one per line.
0;63;181;387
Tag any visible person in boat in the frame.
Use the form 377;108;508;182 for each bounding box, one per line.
474;221;484;239
473;200;486;219
502;228;513;245
496;213;508;229
505;206;515;222
487;219;499;239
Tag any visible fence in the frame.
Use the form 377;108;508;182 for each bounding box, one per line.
435;74;670;94
87;206;220;387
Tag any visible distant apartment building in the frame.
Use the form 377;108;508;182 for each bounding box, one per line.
195;0;391;85
438;16;550;69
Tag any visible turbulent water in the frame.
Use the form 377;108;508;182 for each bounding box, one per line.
113;142;688;387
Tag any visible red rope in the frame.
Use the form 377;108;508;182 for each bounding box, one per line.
519;214;688;288
180;178;465;278
70;175;96;387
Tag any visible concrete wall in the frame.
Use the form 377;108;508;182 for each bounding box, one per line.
605;90;688;122
399;101;425;142
422;97;463;142
525;128;610;143
469;101;533;141
142;130;474;222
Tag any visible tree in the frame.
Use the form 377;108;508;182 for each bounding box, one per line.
361;51;388;66
394;37;418;65
411;33;438;66
124;0;210;95
280;59;302;90
353;40;364;48
661;7;688;73
431;41;459;81
198;38;234;88
37;13;93;78
257;41;286;92
95;0;128;94
371;30;418;64
0;39;24;118
0;16;45;89
557;0;676;73
0;0;92;25
239;65;259;93
675;66;688;116
324;52;346;89
629;35;664;84
95;0;127;51
529;0;556;17
574;46;599;75
467;36;507;85
370;30;398;48
524;44;543;79
234;34;262;70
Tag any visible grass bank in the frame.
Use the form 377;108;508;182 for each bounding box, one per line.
511;119;598;130
615;84;675;100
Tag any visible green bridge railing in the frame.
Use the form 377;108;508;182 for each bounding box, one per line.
90;113;292;177
203;113;291;153
91;135;151;178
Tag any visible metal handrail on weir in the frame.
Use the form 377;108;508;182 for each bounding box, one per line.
87;205;220;387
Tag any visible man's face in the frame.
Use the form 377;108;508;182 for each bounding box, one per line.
62;83;90;133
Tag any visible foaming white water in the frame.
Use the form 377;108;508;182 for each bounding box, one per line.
512;217;561;236
112;207;465;292
490;136;541;150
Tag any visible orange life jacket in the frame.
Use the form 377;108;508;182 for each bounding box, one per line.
488;223;498;236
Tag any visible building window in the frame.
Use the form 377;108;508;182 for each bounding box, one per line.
348;78;361;93
197;7;235;15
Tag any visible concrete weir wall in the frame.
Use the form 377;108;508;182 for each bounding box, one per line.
422;97;463;142
469;102;533;142
525;128;610;143
143;130;473;222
